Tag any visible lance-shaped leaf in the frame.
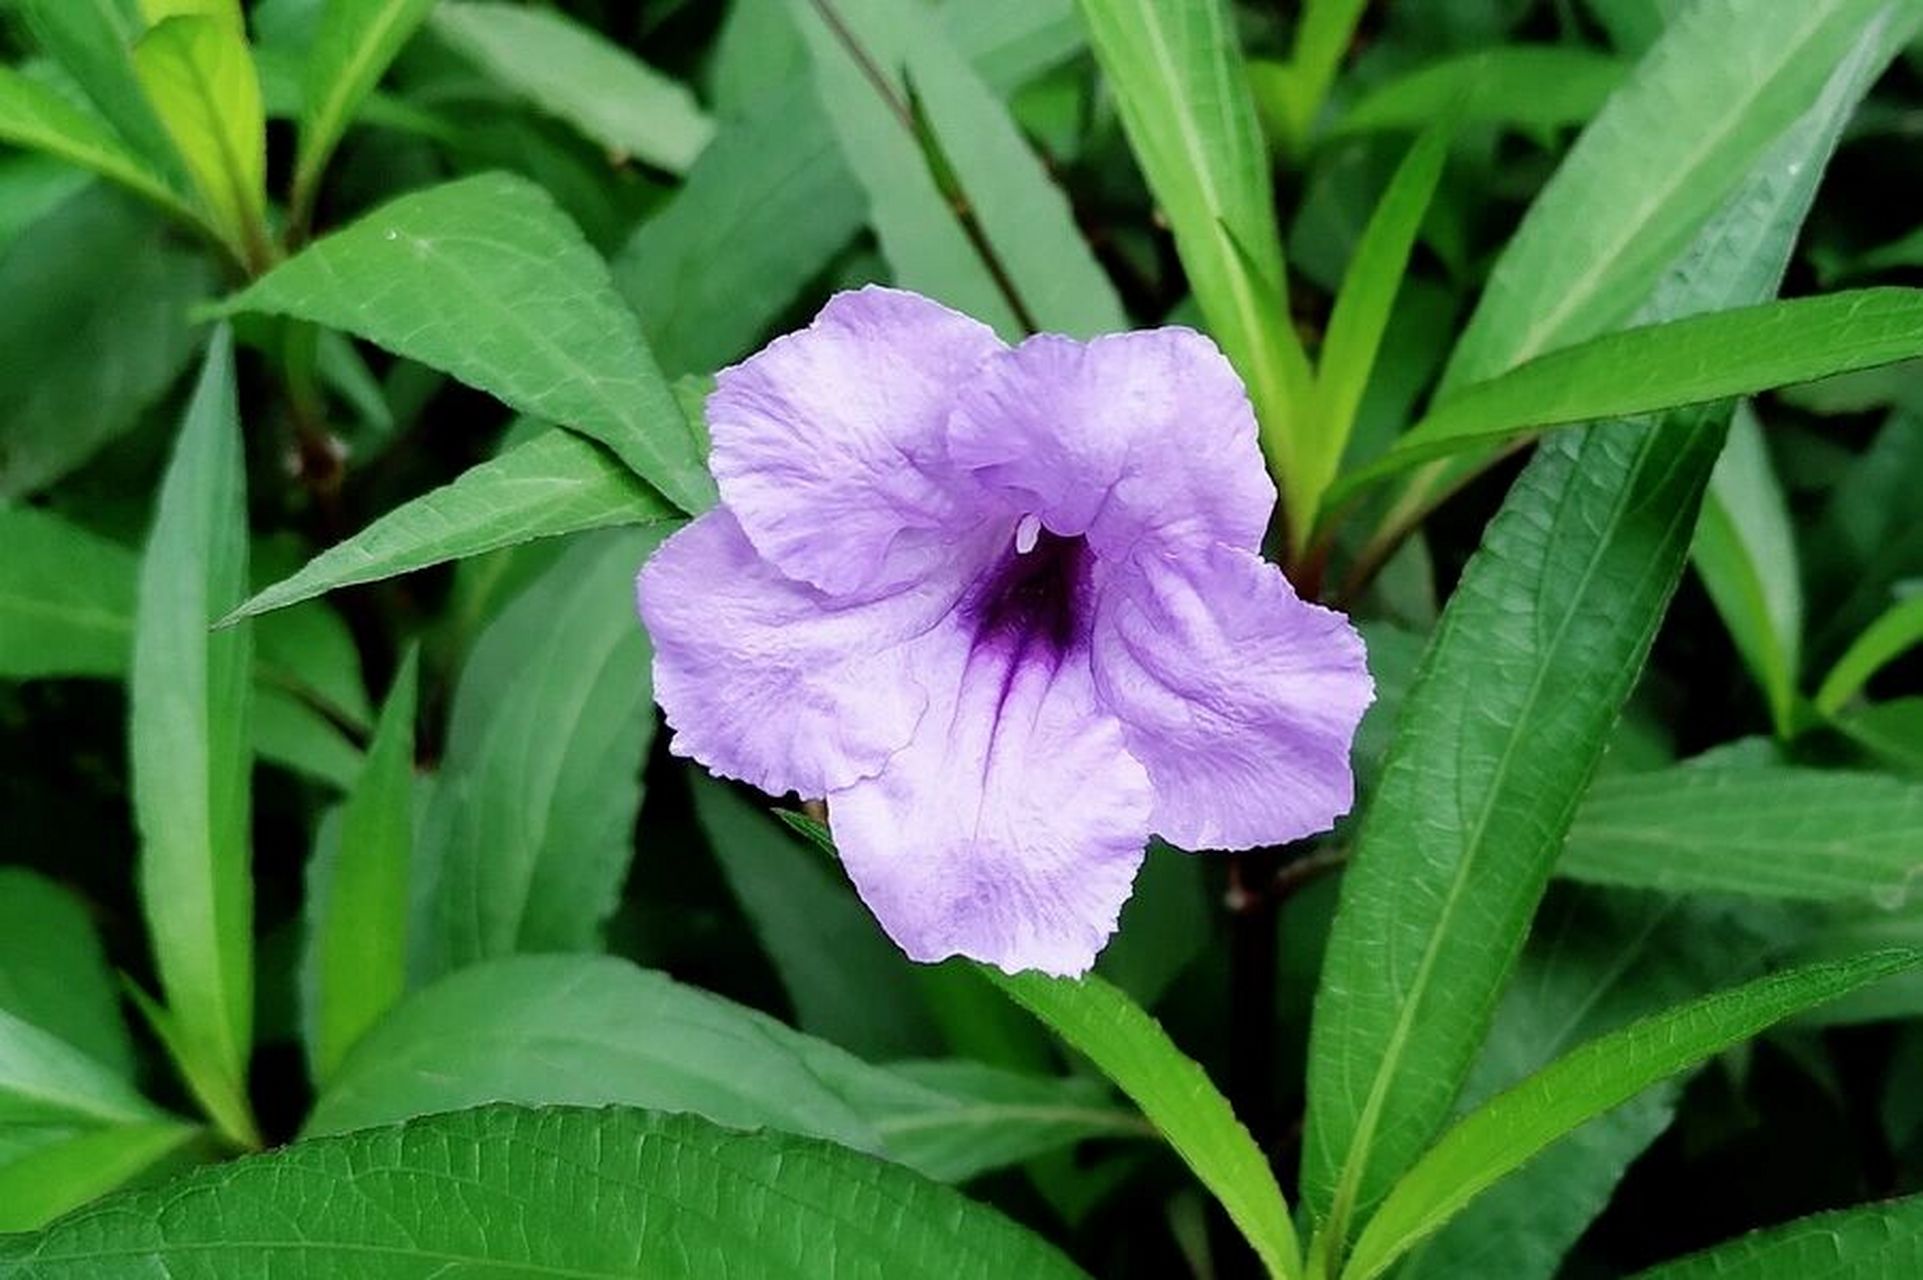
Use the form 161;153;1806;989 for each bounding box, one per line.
231;428;677;621
222;172;715;513
292;0;440;223
691;775;938;1060
616;0;1078;378
1368;0;1903;553
303;650;418;1085
1302;122;1451;522
0;68;199;226
1818;593;1923;714
0;1121;201;1233
1559;765;1923;904
1397;889;1783;1280
786;0;1122;339
13;0;178;176
1344;949;1923;1280
1301;19;1884;1251
1693;406;1803;735
0;506;138;680
0;1106;1091;1278
0;186;214;498
133;15;269;268
1335;288;1923;499
421;529;659;970
1076;0;1311;538
991;971;1302;1280
1627;1193;1923;1278
0;870;136;1079
1331;46;1628;139
0;1010;158;1127
304;954;1140;1185
432;2;713;173
129;327;257;1150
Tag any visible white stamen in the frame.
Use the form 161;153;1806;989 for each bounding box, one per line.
1015;513;1042;555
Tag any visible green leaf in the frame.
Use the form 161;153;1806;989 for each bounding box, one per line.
0;67;199;225
1693;406;1803;734
132;15;269;269
0;155;88;255
129;327;258;1151
1331;47;1627;139
1271;0;1367;150
291;0;439;225
251;685;363;789
15;1107;1092;1276
432;2;713;173
614;76;864;377
1076;0;1312;541
254;592;373;731
867;1058;1151;1183
1560;765;1923;904
0;1121;200;1233
0;1105;1089;1278
422;529;659;970
990;970;1302;1280
221;172;715;514
1076;0;1315;522
1340;288;1923;496
306;954;1133;1185
1398;889;1777;1280
1842;698;1923;777
1302;122;1450;522
1372;0;1906;549
1343;949;1923;1280
13;0;179;179
1627;1193;1923;1278
0;186;213;497
1818;593;1923;715
231;428;676;621
1446;0;1897;389
0;1008;158;1126
139;0;242;29
304;649;417;1086
787;0;1123;339
0;869;136;1077
1300;27;1880;1251
690;775;939;1060
615;0;1074;378
0;506;137;679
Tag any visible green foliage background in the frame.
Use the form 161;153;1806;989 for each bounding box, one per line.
4;0;1923;1275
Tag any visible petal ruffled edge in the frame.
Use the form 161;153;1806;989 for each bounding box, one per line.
636;507;967;798
944;327;1275;560
1093;543;1373;851
708;286;1005;599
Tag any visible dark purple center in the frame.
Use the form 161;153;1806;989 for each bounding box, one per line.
963;526;1093;660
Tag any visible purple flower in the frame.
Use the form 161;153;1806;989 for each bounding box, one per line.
638;287;1372;977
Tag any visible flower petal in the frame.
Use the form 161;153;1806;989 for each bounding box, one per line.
946;328;1275;558
1093;543;1373;850
708;286;1004;597
828;641;1152;977
637;508;971;797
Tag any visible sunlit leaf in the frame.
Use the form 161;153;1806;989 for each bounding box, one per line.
132;15;268;268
